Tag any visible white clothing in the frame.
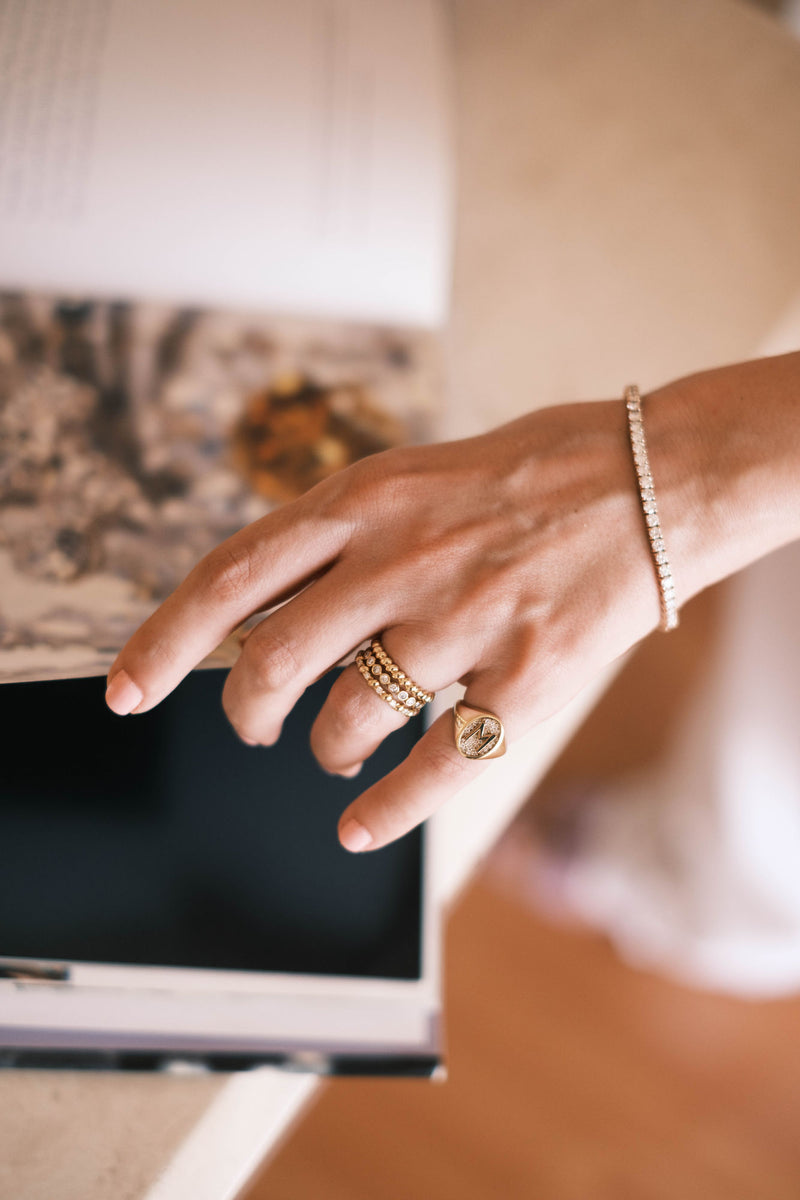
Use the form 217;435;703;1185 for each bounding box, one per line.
557;541;800;996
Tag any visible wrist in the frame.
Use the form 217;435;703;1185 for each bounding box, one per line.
644;352;800;607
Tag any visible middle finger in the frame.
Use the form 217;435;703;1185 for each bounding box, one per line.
222;566;393;745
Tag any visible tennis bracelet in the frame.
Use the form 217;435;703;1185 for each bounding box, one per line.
624;384;679;631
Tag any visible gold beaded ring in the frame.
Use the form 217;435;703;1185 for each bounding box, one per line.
354;637;434;719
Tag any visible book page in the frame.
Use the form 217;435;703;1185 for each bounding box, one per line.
0;0;453;327
0;293;440;684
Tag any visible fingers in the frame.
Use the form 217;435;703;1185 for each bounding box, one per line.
220;569;391;746
335;644;597;851
106;498;349;714
337;708;493;853
309;661;409;774
310;629;470;776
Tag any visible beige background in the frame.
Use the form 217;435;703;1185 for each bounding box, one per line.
444;0;800;438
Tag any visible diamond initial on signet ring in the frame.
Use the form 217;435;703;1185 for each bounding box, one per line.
453;700;506;759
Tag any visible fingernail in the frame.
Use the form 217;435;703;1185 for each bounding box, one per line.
339;818;373;853
105;669;143;716
338;762;363;779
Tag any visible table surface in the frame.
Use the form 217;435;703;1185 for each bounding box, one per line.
3;1;800;1197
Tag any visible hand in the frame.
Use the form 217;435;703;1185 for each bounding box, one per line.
106;395;677;852
107;349;800;853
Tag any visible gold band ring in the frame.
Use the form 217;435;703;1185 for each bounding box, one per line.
355;637;434;719
453;701;506;759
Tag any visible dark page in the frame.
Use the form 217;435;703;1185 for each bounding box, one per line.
0;671;423;979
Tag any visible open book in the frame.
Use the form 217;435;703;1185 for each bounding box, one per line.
0;0;453;684
0;0;451;1073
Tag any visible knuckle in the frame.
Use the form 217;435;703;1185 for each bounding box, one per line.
460;565;522;627
416;737;469;786
358;795;410;841
134;630;181;674
197;540;255;606
221;683;281;746
338;448;409;527
244;627;302;694
509;623;560;691
329;678;389;738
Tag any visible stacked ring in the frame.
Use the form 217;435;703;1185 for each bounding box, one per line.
355;637;434;719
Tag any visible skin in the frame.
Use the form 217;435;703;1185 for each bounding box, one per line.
106;351;800;853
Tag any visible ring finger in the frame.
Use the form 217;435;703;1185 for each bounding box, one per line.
310;627;473;776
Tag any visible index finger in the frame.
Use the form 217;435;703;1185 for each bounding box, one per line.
105;499;349;715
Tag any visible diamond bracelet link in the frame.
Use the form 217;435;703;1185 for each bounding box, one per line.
624;384;679;632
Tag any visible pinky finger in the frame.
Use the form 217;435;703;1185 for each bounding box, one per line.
337;709;491;853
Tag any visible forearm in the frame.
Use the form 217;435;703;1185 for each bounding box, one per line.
645;351;800;607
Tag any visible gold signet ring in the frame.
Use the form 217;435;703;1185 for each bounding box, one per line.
453;701;506;760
